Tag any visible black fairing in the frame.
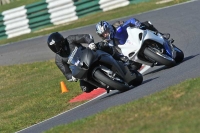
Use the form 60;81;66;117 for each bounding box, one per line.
97;50;126;78
68;47;127;80
69;47;98;79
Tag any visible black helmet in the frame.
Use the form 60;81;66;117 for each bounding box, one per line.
47;32;65;54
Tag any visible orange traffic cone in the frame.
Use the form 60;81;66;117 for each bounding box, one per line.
60;81;68;93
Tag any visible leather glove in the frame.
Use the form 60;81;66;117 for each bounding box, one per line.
88;43;97;50
120;56;129;63
68;76;78;82
139;23;147;30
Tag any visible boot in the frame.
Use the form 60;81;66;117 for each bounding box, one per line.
119;56;142;71
127;60;142;71
119;56;129;65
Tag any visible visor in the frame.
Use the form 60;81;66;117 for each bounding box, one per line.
98;30;110;39
55;40;65;54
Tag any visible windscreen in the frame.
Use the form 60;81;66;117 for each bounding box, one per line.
68;47;81;66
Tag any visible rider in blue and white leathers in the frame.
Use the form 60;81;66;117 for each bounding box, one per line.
93;18;170;70
112;18;142;45
96;18;170;46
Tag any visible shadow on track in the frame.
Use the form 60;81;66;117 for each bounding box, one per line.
143;66;169;76
142;77;159;84
99;77;159;100
182;54;199;62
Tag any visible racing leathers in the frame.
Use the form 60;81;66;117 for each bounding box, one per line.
111;18;170;45
112;18;141;45
97;18;144;70
55;34;96;93
97;18;169;70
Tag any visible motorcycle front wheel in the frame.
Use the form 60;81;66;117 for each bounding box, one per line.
144;47;176;67
130;70;143;86
173;45;184;63
93;69;130;92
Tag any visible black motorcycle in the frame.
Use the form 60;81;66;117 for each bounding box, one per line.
68;46;143;92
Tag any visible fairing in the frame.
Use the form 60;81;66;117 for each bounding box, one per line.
68;47;127;80
119;27;174;64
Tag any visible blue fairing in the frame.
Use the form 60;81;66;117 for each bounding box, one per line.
123;18;138;26
114;18;140;45
163;41;173;57
115;26;128;44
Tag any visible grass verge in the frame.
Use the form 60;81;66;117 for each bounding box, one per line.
44;77;200;133
0;61;85;133
1;60;199;133
0;0;188;45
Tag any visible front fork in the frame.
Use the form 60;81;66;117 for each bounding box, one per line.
164;39;176;58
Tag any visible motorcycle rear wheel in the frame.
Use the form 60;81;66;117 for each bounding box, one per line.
144;47;176;67
93;69;130;92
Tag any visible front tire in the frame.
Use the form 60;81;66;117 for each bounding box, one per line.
93;69;130;91
130;71;143;86
144;47;176;67
173;45;184;63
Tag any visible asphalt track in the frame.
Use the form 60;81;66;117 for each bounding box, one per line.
1;0;199;132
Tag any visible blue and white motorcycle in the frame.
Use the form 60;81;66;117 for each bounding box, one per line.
118;27;184;68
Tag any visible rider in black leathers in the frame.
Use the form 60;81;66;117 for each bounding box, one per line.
47;32;97;93
47;32;137;93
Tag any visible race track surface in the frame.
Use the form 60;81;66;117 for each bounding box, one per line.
2;1;199;132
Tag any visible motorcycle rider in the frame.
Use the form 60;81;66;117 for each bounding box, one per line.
47;32;98;93
48;31;141;93
93;18;170;70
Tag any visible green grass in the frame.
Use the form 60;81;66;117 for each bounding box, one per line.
1;61;199;133
0;61;85;133
44;78;200;133
0;0;188;45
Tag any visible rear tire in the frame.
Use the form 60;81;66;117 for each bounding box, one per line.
93;69;130;91
144;47;176;67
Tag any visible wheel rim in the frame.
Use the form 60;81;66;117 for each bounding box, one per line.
148;47;174;62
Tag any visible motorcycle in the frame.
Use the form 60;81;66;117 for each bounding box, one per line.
68;46;143;93
118;27;184;68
